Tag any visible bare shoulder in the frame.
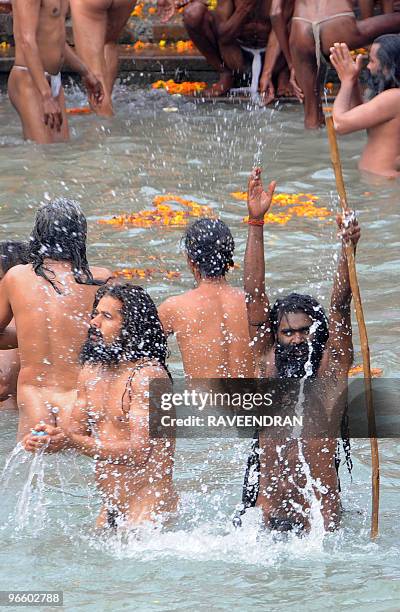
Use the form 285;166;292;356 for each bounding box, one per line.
89;266;112;282
2;264;33;287
158;293;186;315
374;88;400;110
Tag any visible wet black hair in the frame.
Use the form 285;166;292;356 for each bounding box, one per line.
270;292;329;347
28;197;105;294
184;218;234;278
80;283;170;374
0;240;29;276
373;34;400;90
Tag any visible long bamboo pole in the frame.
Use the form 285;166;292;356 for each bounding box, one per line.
325;115;380;539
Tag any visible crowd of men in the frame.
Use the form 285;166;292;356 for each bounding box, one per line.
0;171;360;533
0;0;398;534
1;0;399;176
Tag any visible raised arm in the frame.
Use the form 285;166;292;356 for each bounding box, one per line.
325;212;360;373
244;168;276;369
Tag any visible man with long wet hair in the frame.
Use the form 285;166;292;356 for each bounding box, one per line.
235;168;359;533
0;198;111;438
25;283;176;528
158;218;255;378
331;35;400;177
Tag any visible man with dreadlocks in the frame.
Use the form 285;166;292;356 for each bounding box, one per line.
331;35;400;178
235;167;360;533
0;198;111;438
24;284;176;528
158;218;255;378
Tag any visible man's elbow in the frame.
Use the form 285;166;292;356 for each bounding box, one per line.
20;35;38;53
333;118;353;135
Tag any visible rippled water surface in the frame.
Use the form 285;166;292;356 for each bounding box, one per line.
0;84;399;611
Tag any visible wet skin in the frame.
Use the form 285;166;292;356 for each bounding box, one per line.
0;260;111;438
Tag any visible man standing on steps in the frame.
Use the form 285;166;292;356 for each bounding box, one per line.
8;0;104;143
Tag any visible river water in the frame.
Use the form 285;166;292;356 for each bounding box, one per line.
0;83;399;611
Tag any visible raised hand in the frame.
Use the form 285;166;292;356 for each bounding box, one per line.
330;42;363;83
247;167;276;221
336;210;361;247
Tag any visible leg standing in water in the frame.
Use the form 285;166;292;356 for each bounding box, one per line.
70;0;136;116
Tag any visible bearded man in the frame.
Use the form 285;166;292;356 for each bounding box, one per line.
24;283;176;528
235;168;360;533
331;35;400;178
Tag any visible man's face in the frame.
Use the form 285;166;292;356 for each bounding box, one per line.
90;295;123;345
275;311;317;378
367;43;381;76
276;311;314;347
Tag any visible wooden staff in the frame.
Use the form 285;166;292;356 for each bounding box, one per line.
325;114;380;539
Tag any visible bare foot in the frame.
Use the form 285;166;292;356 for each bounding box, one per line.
202;72;234;98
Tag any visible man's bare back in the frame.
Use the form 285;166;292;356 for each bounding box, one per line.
159;281;255;378
0;261;110;436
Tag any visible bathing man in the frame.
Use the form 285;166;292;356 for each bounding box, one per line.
8;0;104;143
180;0;298;100
158;218;255;378
331;36;400;178
270;0;400;128
69;0;136;116
239;167;359;532
0;198;111;438
24;284;175;528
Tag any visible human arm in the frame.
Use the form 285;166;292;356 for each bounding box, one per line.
0;276;16;349
325;212;360;372
67;367;159;466
63;44;104;107
331;42;400;133
244;168;276;369
259;28;281;104
13;0;63;130
330;43;368;132
157;299;175;336
215;0;257;45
